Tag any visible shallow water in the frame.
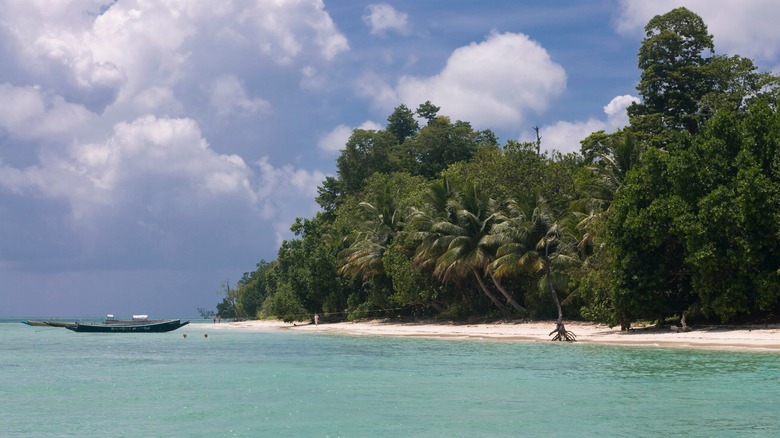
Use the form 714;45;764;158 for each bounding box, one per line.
2;320;778;437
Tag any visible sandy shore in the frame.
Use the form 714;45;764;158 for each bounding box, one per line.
197;319;780;352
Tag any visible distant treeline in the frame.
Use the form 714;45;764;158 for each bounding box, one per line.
215;8;780;330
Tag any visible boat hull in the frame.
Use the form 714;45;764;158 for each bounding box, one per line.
67;319;189;333
44;321;78;328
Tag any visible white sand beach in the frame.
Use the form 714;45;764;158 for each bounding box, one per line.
198;319;780;352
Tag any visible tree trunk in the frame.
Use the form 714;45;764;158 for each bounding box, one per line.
490;273;526;313
471;268;507;312
544;245;576;341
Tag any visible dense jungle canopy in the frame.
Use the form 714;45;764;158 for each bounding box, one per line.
214;8;780;330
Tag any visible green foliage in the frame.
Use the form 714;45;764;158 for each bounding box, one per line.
219;9;780;327
261;282;308;323
315;176;343;220
630;7;714;140
608;97;780;326
215;280;237;318
337;129;398;196
386;104;419;144
259;214;352;321
444;142;539;202
404;116;480;179
383;246;437;312
489;196;581;322
233;260;271;318
416;101;440;125
681;100;780;321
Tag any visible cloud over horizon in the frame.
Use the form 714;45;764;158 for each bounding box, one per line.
0;0;347;280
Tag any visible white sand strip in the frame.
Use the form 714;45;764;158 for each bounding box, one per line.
195;319;780;352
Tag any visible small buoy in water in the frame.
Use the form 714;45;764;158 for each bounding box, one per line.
183;333;187;338
204;333;208;338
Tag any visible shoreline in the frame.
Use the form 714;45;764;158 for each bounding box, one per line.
196;319;780;352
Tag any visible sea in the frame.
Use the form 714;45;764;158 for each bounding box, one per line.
1;319;778;437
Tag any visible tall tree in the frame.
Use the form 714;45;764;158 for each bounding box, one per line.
386;104;419;144
681;100;780;321
628;7;714;143
444;140;544;204
405;117;479;179
416;100;440;126
606;146;696;329
315;176;344;221
336;129;397;196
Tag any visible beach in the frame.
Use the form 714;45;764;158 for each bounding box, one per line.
204;319;780;352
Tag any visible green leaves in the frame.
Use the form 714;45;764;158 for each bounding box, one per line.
631;7;714;141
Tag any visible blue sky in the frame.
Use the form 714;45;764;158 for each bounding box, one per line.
2;0;779;317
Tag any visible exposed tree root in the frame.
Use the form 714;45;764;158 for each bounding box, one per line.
549;321;577;342
670;311;691;333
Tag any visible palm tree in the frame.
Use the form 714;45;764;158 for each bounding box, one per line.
490;197;579;341
577;130;643;214
338;185;402;281
409;182;524;313
574;130;644;266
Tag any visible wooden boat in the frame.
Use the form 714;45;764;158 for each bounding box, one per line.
21;320;85;328
44;321;78;328
66;315;189;333
21;320;50;327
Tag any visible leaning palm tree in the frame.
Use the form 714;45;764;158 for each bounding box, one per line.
490;196;579;341
409;182;524;313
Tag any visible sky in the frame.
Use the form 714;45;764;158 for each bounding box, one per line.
2;0;780;318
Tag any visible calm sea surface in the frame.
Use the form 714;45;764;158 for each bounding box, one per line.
1;319;778;437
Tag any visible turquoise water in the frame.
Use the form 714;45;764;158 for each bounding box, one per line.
2;320;778;437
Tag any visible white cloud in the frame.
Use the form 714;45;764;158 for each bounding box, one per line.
253;156;326;246
255;156;325;201
1;113;325;248
0;0;350;112
603;94;639;125
0;83;94;141
0;0;351;278
522;95;639;154
355;72;400;111
317;120;383;154
615;0;780;65
131;86;182;115
61;116;255;215
209;75;271;117
363;4;411;36
361;32;566;130
236;0;349;63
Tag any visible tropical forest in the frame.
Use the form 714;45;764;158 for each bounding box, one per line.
213;8;780;336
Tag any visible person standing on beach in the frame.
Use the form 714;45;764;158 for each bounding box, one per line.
314;313;319;326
